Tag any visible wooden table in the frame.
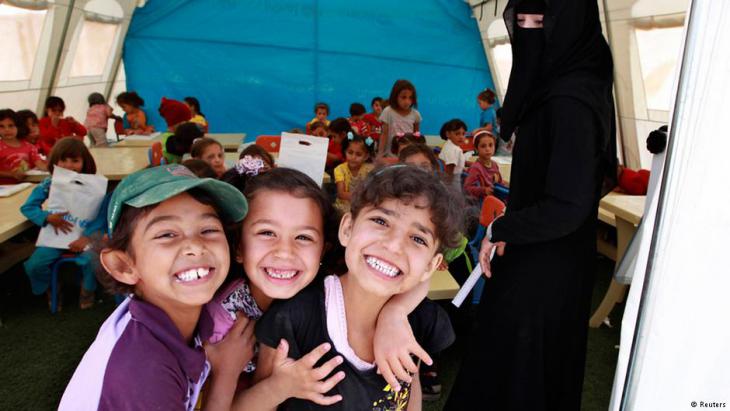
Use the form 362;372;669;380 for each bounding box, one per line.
26;147;150;182
115;132;245;152
589;192;645;327
428;270;460;300
0;185;35;243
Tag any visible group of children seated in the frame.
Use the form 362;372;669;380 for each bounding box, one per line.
2;78;511;410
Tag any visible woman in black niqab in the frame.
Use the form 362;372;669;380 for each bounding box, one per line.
445;0;616;409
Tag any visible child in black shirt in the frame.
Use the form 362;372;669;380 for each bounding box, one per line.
255;165;463;410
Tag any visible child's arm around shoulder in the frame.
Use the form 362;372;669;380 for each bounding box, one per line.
374;281;432;392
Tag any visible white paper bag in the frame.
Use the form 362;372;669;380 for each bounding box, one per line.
277;133;328;185
36;167;108;249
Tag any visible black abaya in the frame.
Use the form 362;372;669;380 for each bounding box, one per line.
445;0;616;410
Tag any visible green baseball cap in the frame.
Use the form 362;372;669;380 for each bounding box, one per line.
107;164;247;236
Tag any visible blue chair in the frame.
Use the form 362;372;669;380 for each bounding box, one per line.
467;196;506;304
49;254;84;314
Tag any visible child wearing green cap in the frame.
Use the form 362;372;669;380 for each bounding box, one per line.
60;164;254;411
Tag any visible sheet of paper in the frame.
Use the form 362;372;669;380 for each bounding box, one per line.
0;183;32;197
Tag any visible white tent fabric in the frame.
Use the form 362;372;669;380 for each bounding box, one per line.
609;1;730;408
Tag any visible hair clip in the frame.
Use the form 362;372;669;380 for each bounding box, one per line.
365;137;374;147
347;131;354;141
395;132;405;138
374;164;408;176
235;155;265;177
412;132;422;137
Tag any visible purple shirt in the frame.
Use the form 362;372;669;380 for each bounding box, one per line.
59;297;210;411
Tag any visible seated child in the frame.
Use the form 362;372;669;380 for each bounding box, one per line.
438;119;468;194
183;158;218;178
84;92;117;147
0;109;47;184
15;109;42;149
362;97;383;144
391;132;426;156
191;137;227;177
308;102;330;130
334;133;375;213
159;97;193;132
116;91;154;135
38;96;87;155
59;164;252;410
463;130;503;200
239;144;275;170
309;120;329;138
326;118;352;171
163;122;204;164
185;96;209;132
21;138;104;309
398;143;440;172
348;103;369;136
253;165;459;410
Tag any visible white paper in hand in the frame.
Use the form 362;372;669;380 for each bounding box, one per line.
452;247;497;307
277;133;328;185
36;167;108;249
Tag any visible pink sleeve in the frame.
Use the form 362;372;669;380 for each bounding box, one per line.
463;166;484;198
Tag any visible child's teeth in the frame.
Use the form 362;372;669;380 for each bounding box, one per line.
176;268;210;282
265;268;297;279
366;257;400;277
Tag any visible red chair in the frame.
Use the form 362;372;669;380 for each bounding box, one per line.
460;136;474;153
148;141;164;166
255;135;281;153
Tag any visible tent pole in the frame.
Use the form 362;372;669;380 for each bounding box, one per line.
44;0;76;104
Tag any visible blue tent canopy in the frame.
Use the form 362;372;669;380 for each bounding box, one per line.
124;0;497;140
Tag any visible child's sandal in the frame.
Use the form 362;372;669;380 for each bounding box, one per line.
79;288;95;310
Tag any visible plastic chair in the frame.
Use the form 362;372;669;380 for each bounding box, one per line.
50;254;84;314
255;135;281;153
148;141;164;166
460;136;474;153
467;195;506;304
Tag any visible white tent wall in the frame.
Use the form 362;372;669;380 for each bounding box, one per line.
468;0;688;169
612;1;730;408
0;0;136;141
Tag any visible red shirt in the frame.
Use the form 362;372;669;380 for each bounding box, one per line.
39;117;87;155
0;140;43;184
362;113;382;143
327;139;343;168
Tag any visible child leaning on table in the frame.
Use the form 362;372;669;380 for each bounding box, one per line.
0;109;47;184
21;138;105;310
59;164;254;411
250;165;459;410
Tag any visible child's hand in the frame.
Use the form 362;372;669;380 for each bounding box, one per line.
46;212;73;234
204;314;256;379
68;236;90;252
270;340;345;406
483;186;494;196
11;169;26;181
374;308;431;392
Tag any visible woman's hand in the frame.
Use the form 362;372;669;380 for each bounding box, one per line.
479;238;506;278
269;340;345;406
46;212;73;234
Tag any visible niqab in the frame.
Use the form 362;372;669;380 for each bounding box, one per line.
500;0;617;194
